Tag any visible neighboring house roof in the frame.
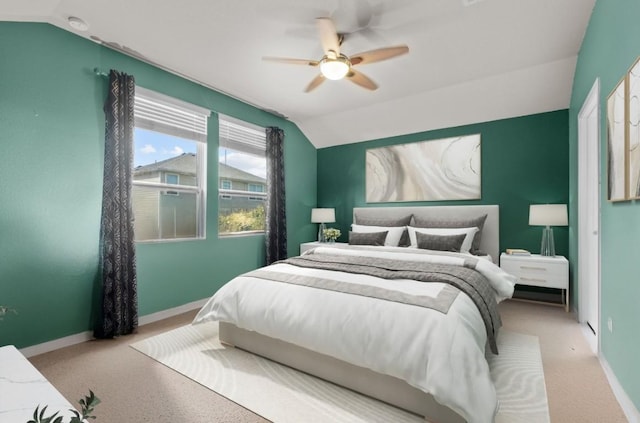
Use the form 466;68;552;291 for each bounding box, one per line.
135;153;197;177
134;153;266;184
219;162;265;184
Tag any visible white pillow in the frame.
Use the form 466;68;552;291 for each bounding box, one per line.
407;226;479;253
351;224;406;247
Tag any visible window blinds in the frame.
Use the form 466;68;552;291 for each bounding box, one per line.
134;86;211;142
219;114;266;157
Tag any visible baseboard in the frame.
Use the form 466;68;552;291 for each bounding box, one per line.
19;298;209;358
20;330;94;358
600;356;640;423
137;298;208;326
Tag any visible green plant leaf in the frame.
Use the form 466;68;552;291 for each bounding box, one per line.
39;405;48;421
31;390;100;423
44;410;60;423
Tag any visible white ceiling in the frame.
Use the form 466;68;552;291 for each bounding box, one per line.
1;0;595;148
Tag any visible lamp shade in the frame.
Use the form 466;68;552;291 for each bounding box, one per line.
529;204;568;226
311;208;335;223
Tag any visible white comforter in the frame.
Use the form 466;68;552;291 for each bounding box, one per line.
193;246;516;423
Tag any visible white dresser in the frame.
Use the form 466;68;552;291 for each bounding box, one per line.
500;253;569;312
0;345;76;422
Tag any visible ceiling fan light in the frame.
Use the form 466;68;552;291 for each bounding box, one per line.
320;57;350;80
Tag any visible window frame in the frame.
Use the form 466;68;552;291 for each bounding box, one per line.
218;114;267;238
132;87;210;243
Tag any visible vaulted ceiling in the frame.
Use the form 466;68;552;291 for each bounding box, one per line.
1;0;595;148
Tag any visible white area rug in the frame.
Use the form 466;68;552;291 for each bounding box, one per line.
131;322;549;423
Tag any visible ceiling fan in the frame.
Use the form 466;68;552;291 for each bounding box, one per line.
263;17;409;92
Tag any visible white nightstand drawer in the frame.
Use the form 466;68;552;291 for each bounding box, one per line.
515;273;566;290
500;260;567;289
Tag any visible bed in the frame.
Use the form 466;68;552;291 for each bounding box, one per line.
193;205;515;422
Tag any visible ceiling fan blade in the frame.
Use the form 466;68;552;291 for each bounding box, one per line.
346;69;378;91
262;57;319;66
350;45;409;66
305;74;326;92
316;17;341;55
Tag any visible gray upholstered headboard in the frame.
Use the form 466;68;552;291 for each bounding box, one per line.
353;205;500;264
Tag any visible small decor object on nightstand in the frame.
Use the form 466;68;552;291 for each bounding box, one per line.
505;248;531;256
311;208;336;242
323;228;341;243
529;204;568;257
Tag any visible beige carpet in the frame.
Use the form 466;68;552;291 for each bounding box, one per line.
131;321;549;423
499;300;629;423
27;300;628;422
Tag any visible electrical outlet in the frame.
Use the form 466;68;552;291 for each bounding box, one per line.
607;317;613;333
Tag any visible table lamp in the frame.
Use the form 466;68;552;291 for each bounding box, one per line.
529;204;568;257
311;208;335;243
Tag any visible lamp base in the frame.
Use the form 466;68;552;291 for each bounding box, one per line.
317;222;326;243
540;226;556;257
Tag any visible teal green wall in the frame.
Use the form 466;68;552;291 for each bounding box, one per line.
317;110;569;259
569;0;640;409
0;22;317;348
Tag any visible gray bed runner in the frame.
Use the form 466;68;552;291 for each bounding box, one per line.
246;269;461;313
271;253;502;354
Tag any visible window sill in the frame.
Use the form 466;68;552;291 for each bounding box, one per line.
219;230;265;239
136;236;205;244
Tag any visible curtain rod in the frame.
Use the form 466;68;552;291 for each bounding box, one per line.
93;67;108;77
91;67;287;120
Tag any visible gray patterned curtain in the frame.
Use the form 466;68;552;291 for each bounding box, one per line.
95;70;138;338
265;127;287;265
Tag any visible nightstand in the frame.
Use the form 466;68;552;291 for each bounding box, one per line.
500;253;569;312
300;241;348;255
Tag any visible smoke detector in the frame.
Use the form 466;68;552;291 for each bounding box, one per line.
68;16;89;32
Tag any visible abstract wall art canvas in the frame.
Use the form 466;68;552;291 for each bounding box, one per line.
628;57;640;199
607;77;627;202
365;134;481;203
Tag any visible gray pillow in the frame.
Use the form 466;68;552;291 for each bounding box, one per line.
354;214;412;247
354;215;412;227
416;232;467;252
349;231;388;246
412;214;488;254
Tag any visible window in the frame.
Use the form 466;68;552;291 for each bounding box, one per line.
220;180;232;199
247;183;265;201
165;173;179;185
164;173;179;196
218;115;266;236
132;87;211;242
